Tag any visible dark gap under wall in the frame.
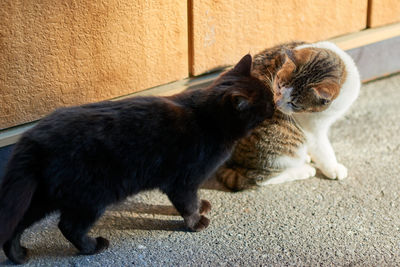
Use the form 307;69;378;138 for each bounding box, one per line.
347;35;400;81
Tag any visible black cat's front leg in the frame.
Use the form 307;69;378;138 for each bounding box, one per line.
166;188;211;232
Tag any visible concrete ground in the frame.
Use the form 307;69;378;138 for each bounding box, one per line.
1;74;400;266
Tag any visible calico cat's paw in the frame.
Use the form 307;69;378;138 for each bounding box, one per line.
258;164;316;185
299;164;317;179
199;199;211;215
320;163;348;180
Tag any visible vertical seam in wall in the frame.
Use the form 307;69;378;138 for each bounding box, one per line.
366;0;373;28
187;0;194;77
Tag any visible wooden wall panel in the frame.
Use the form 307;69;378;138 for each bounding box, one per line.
368;0;400;27
190;0;368;75
0;0;188;129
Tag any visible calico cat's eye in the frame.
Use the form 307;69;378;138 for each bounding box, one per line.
288;102;300;110
220;81;234;86
321;99;330;105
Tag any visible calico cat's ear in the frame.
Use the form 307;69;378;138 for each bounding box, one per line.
231;93;250;111
313;83;339;103
282;51;296;72
284;49;296;64
231;54;252;76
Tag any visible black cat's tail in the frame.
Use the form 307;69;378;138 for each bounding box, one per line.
0;143;39;247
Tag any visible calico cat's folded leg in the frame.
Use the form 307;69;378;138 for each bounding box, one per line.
257;164;316;185
166;189;210;232
58;208;109;255
215;165;257;191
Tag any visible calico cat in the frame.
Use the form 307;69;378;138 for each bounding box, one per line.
0;54;274;264
217;41;360;190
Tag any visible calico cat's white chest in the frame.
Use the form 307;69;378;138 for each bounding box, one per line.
272;144;308;169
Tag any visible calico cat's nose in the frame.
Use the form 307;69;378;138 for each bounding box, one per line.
275;99;283;108
274;93;283;105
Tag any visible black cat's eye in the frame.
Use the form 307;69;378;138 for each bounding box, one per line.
220;81;234;87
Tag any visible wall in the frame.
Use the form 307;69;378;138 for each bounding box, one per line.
368;0;400;27
189;0;368;75
0;0;188;130
1;0;399;130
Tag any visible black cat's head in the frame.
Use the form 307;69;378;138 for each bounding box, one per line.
273;47;345;114
212;54;275;132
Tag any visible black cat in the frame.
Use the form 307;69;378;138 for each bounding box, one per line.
0;54;274;264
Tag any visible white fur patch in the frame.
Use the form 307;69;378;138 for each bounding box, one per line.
272;145;308;169
258;163;316;185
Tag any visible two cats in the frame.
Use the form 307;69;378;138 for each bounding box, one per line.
217;41;360;190
0;40;360;264
0;54;274;264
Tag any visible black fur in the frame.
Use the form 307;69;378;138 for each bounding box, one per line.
0;54;274;264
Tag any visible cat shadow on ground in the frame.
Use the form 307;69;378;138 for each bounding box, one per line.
0;175;231;264
99;175;230;232
98;201;184;232
201;175;231;192
97;213;185;232
0;179;230;265
0;205;186;265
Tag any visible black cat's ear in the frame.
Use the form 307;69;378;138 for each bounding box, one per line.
231;93;250;111
231;54;252;76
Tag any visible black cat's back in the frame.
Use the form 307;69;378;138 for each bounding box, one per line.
26;95;220;202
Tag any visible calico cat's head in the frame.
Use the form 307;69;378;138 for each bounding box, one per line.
211;54;275;132
273;47;346;114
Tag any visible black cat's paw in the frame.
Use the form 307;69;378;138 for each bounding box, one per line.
190;215;210;232
79;237;109;255
199;199;211;215
94;237;109;254
3;243;29;265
